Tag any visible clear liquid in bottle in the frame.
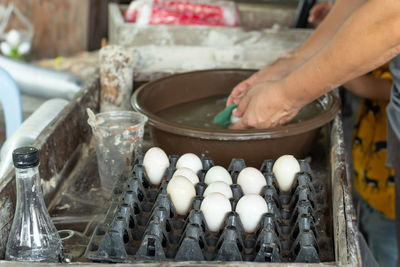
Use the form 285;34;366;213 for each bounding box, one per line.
5;147;63;262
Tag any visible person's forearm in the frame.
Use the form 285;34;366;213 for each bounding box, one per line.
344;75;391;100
291;0;366;67
281;0;400;106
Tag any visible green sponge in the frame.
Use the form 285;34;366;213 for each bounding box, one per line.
213;104;238;128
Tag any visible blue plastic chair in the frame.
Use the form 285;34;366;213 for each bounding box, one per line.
0;67;22;138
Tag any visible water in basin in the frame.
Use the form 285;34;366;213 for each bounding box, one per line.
157;95;324;130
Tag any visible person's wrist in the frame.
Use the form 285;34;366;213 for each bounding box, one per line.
279;50;307;77
274;50;297;69
279;77;307;111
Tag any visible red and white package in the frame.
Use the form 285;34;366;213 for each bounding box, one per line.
124;0;240;27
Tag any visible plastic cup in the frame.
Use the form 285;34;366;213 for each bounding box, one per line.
88;110;148;195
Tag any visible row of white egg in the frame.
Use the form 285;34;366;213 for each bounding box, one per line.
142;147;301;234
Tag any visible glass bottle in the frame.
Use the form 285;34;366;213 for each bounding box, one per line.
5;147;63;262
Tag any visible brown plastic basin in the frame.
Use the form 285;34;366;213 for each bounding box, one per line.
131;69;340;167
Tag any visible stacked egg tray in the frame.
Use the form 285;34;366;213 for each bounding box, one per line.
84;154;333;263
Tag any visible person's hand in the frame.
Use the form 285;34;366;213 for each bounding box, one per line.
229;81;303;129
226;52;297;107
308;2;334;26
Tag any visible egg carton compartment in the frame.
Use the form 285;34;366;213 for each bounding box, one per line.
85;154;334;263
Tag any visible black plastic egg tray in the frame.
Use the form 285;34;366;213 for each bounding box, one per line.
85;154;333;263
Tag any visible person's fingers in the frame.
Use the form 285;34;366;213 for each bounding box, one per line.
308;2;333;24
308;5;319;22
227;73;260;106
308;10;316;23
227;81;249;106
229;118;249;130
308;7;324;23
314;9;327;22
232;94;250;117
229;113;273;130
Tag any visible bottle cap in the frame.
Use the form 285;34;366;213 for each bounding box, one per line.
12;147;39;169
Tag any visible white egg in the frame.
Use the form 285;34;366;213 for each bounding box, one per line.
204;166;232;185
237;167;266;195
172;167;199;185
230;110;241;124
235;194;268;233
272;155;300;191
166;176;196;215
203;181;233;198
200;192;232;232
176;153;203;173
143;147;170;185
